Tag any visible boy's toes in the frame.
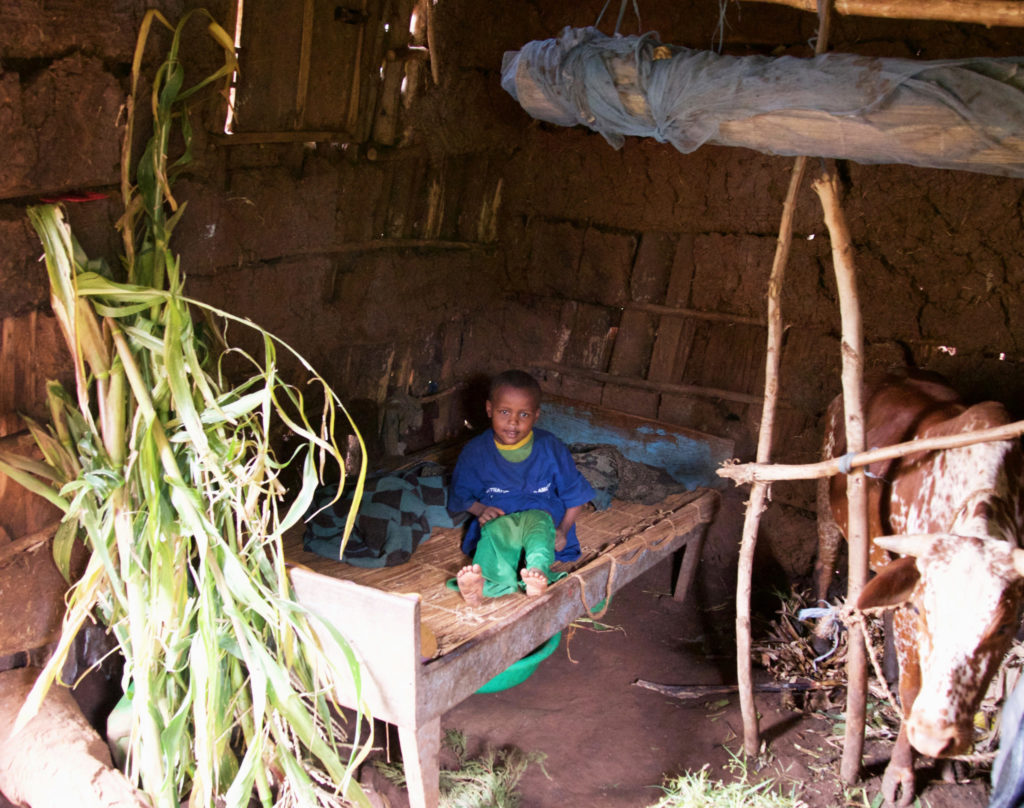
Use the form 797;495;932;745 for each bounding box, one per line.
521;567;548;597
457;564;485;605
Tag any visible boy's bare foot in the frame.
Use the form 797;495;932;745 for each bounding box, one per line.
456;564;485;606
521;567;548;597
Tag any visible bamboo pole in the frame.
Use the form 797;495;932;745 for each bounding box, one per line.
718;418;1024;485
744;0;1024;27
812;167;870;785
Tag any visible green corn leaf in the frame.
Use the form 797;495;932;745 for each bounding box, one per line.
51;519;80;581
0;454;69;509
10;10;369;808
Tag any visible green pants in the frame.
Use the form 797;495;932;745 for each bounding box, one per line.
450;510;566;598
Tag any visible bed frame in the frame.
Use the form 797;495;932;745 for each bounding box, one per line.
285;399;731;808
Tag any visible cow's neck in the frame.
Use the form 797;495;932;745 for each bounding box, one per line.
890;436;1018;542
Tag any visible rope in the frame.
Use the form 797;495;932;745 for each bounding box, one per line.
840;603;898;709
594;0;643;35
837;448;884;479
568;555;617;620
564;506;697;620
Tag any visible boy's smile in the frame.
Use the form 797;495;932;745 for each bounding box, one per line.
486;385;540;446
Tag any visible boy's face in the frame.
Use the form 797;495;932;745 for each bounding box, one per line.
486;385;540;446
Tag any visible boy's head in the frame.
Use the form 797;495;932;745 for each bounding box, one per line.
486;370;541;446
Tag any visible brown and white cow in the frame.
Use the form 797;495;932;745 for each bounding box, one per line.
816;369;1024;807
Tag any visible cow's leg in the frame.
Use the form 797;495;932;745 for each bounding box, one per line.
815;474;844;604
397;717;441;808
882;612;921;808
881;609;900;694
882;726;916;808
811;475;846;655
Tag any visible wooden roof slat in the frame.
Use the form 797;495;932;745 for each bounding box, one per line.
746;0;1024;27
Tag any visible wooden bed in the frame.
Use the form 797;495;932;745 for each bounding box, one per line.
284;400;730;808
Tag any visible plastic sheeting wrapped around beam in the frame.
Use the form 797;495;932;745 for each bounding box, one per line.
501;27;1024;177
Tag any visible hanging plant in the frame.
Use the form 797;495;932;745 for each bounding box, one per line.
0;9;371;808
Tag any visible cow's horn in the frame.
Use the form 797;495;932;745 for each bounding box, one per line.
873;534;941;558
1012;548;1024;578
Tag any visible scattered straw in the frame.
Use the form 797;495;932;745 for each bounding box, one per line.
375;730;546;808
755;586;1024;758
645;764;809;808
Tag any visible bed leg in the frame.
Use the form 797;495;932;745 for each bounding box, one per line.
397;717;441;808
673;522;709;603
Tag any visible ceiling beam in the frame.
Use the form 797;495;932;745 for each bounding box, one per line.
746;0;1024;27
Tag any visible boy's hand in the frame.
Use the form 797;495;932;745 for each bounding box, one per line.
476;505;506;525
554;528;567;552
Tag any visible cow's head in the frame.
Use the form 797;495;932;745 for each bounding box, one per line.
858;533;1024;758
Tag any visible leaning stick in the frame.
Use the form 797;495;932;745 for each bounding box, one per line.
735;0;833;762
813;167;870;785
736;154;809;756
717;419;1024;486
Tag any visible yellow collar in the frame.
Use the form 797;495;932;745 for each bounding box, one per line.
495;430;533;451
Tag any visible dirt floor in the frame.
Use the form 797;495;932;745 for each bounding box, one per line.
361;488;995;808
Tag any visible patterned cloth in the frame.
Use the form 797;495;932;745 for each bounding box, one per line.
303;461;465;567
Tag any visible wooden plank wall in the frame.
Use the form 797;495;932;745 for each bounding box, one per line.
531;224;771;436
233;0;418;146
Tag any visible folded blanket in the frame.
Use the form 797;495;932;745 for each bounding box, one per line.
569;443;687;510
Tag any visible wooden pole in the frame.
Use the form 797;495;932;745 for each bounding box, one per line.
735;0;832;759
424;0;441;85
717;418;1024;485
294;0;315;129
744;0;1024;27
812;167;870;785
735;155;809;755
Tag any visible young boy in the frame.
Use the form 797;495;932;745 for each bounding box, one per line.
448;370;595;605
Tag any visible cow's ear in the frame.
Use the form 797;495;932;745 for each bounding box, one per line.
857;556;920;610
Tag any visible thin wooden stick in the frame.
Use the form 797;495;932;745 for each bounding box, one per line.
294;0;315;129
424;0;440;85
735;0;832;761
813;166;869;785
744;0;1024;27
717;418;1024;485
736;155;809;755
634;679;837;700
346;0;370;135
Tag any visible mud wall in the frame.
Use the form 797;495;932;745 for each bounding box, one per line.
1;0;1023;581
